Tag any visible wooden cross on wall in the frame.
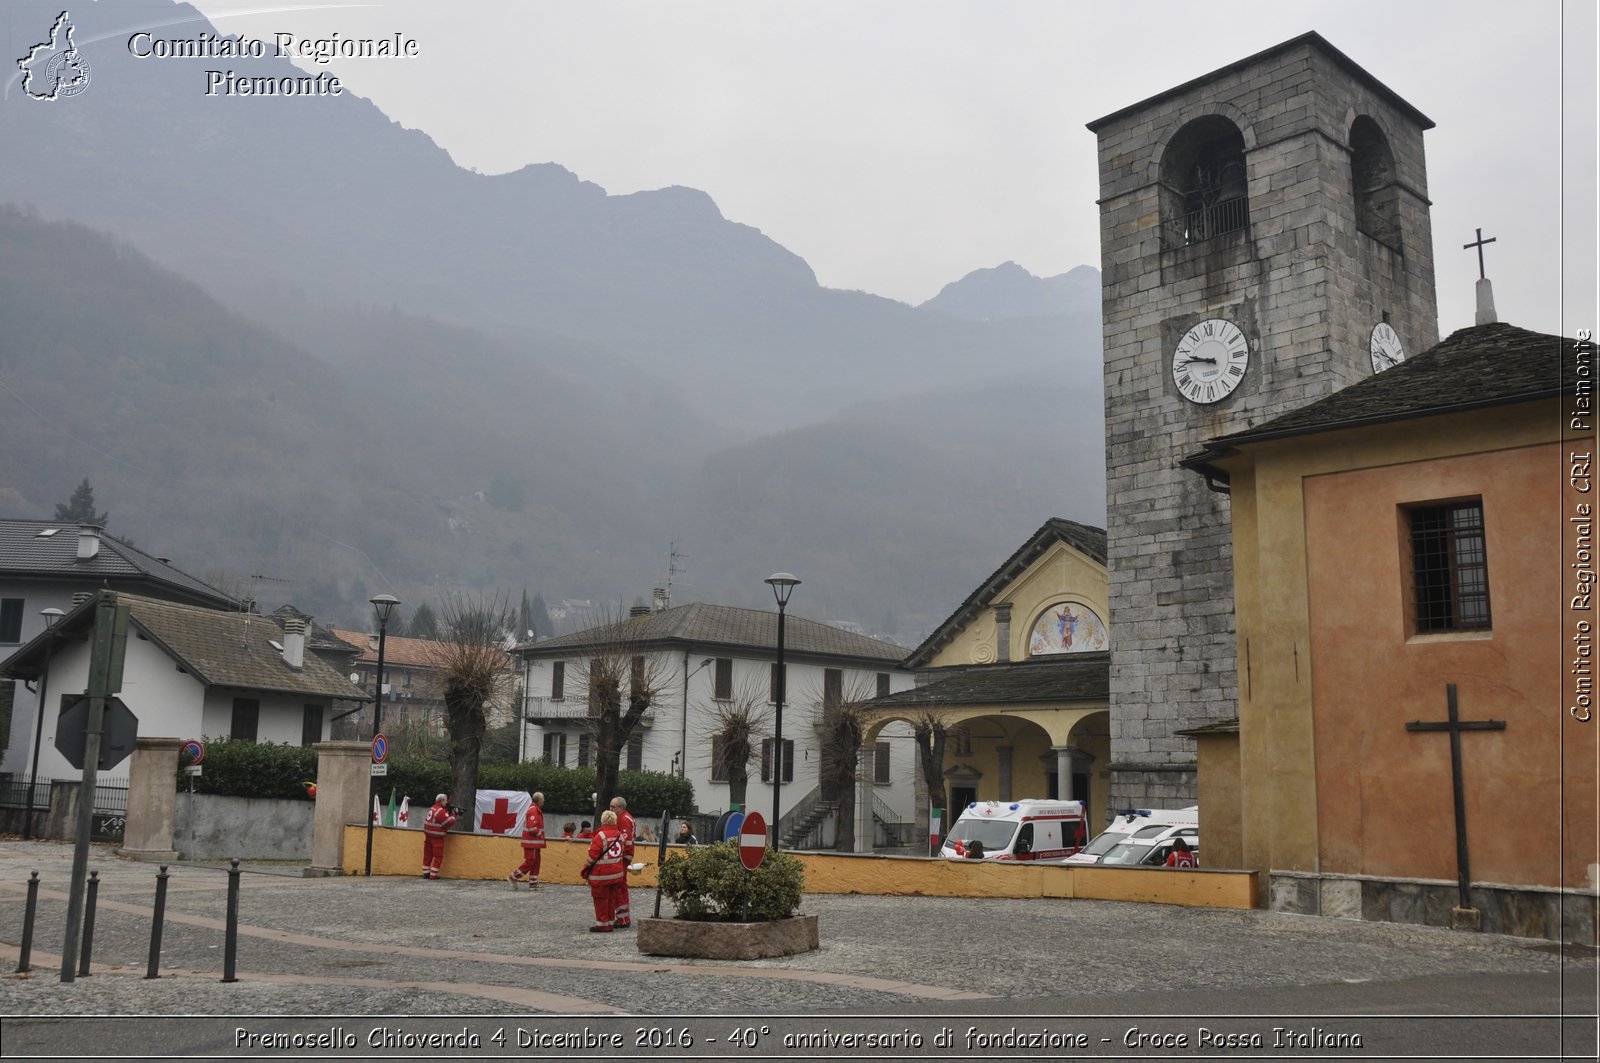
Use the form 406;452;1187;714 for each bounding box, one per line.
1405;683;1506;913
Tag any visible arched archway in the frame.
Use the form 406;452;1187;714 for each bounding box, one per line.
1349;115;1401;249
1160;115;1250;248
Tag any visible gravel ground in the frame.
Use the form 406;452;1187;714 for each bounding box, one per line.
0;838;1593;1022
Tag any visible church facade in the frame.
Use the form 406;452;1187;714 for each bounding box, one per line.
1088;33;1440;809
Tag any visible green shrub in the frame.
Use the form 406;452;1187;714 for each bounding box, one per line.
656;841;804;922
173;738;318;800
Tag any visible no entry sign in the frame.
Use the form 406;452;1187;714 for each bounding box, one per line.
738;810;767;871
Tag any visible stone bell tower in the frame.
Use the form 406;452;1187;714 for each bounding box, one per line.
1087;32;1439;810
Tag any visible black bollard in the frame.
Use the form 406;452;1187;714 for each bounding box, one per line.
145;865;170;979
78;870;100;976
221;858;240;983
15;872;40;973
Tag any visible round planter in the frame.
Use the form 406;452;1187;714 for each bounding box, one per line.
635;914;819;960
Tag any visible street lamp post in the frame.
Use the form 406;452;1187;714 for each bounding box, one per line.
363;593;400;877
764;573;800;852
23;607;65;841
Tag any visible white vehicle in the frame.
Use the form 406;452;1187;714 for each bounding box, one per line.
1064;807;1200;865
1095;823;1201;867
939;799;1088;864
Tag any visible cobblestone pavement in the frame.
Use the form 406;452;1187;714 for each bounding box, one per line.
0;839;1594;1059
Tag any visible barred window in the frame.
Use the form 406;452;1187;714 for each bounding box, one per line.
1410;500;1491;632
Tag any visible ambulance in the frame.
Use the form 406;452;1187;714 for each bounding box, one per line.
939;799;1088;864
1063;806;1199;865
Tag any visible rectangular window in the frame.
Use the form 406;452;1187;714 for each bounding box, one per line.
550;661;565;701
0;599;23;643
578;732;592;769
1410;500;1492;632
950;727;973;757
626;730;644;772
630;656;645;698
230;698;260;742
760;738;795;783
876;672;891;698
713;658;734;701
300;704;323;747
874;741;891;785
769;662;786;705
824;669;842;710
710;734;731;783
542;732;567;766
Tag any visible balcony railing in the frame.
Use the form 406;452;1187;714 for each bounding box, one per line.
1166;194;1249;247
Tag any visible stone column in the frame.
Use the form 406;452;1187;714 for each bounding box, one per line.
854;745;873;853
119;737;181;861
47;780;81;842
306;740;373;877
1053;746;1076;801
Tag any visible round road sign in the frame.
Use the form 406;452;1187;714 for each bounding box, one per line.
181;739;205;766
721;811;745;843
739;810;767;871
372;734;388;763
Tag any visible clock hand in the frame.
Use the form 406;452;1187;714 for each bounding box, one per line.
1179;356;1218;365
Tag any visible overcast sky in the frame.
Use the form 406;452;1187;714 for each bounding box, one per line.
181;0;1596;336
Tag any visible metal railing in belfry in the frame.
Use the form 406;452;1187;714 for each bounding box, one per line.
1167;194;1249;247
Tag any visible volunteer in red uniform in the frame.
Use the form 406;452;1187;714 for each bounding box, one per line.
608;796;638;927
1165;837;1197;868
422;793;457;879
509;791;547;889
582;810;628;932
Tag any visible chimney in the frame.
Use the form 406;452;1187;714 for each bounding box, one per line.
282;617;306;671
71;592;91;607
628;604;651;619
652;587;669;613
76;524;102;561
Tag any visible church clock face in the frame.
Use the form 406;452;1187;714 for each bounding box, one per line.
1171;318;1250;404
1370;322;1406;372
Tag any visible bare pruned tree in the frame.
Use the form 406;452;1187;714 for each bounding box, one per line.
434;591;517;814
695;674;772;813
801;672;881;852
568;607;677;822
911;710;952;828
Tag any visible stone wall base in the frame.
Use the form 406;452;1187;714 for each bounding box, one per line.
1270;871;1597;945
635;915;819;960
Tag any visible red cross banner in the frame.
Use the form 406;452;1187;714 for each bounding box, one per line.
473;790;532;835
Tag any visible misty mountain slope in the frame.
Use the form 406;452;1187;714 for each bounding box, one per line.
920;261;1101;322
0;2;1101;432
677;373;1106;639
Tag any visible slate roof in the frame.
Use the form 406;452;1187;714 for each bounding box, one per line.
867;653;1110;710
1;592;366;701
0;519;236;609
903;518;1107;669
1183;322;1566;477
522;602;906;664
269;606;358;658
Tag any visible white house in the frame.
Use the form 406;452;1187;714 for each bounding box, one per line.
0;591;368;783
516;602;917;850
0;520;239;778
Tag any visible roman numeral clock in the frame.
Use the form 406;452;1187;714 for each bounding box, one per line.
1171;318;1250;404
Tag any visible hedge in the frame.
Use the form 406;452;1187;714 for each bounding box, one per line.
173;739;696;819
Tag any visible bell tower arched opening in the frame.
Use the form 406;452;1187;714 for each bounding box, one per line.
1160;115;1249;248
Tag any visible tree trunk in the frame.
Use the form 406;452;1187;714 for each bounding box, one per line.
445;690;485;826
915;724;948;835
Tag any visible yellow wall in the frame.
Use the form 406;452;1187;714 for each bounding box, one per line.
1193;734;1242;868
925;541;1109;668
343;826;1258;909
1220;399;1594;888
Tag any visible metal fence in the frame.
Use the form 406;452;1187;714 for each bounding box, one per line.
0;775;126;842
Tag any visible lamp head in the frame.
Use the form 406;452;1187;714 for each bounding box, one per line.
40;607;65;630
370;593;401;629
764;572;801;607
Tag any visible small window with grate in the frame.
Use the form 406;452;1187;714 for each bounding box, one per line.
1409;500;1491;633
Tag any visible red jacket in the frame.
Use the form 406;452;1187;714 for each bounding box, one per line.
586;825;628;884
1166;849;1197;868
616;809;637;860
520;804;546;850
424;802;457;837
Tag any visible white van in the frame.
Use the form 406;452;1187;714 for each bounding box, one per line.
939;799;1088;864
1063;807;1199;865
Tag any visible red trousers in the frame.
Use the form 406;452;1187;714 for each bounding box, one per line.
423;834;446;874
514;848;543;879
589;878;626;928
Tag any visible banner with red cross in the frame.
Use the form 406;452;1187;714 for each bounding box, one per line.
473;789;533;835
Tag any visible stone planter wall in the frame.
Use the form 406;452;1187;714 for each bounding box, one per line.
635;914;819;960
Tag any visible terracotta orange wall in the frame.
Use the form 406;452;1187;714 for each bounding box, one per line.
1303;441;1592;888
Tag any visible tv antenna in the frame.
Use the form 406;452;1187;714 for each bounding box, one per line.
666;542;687;603
241;569;292;646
